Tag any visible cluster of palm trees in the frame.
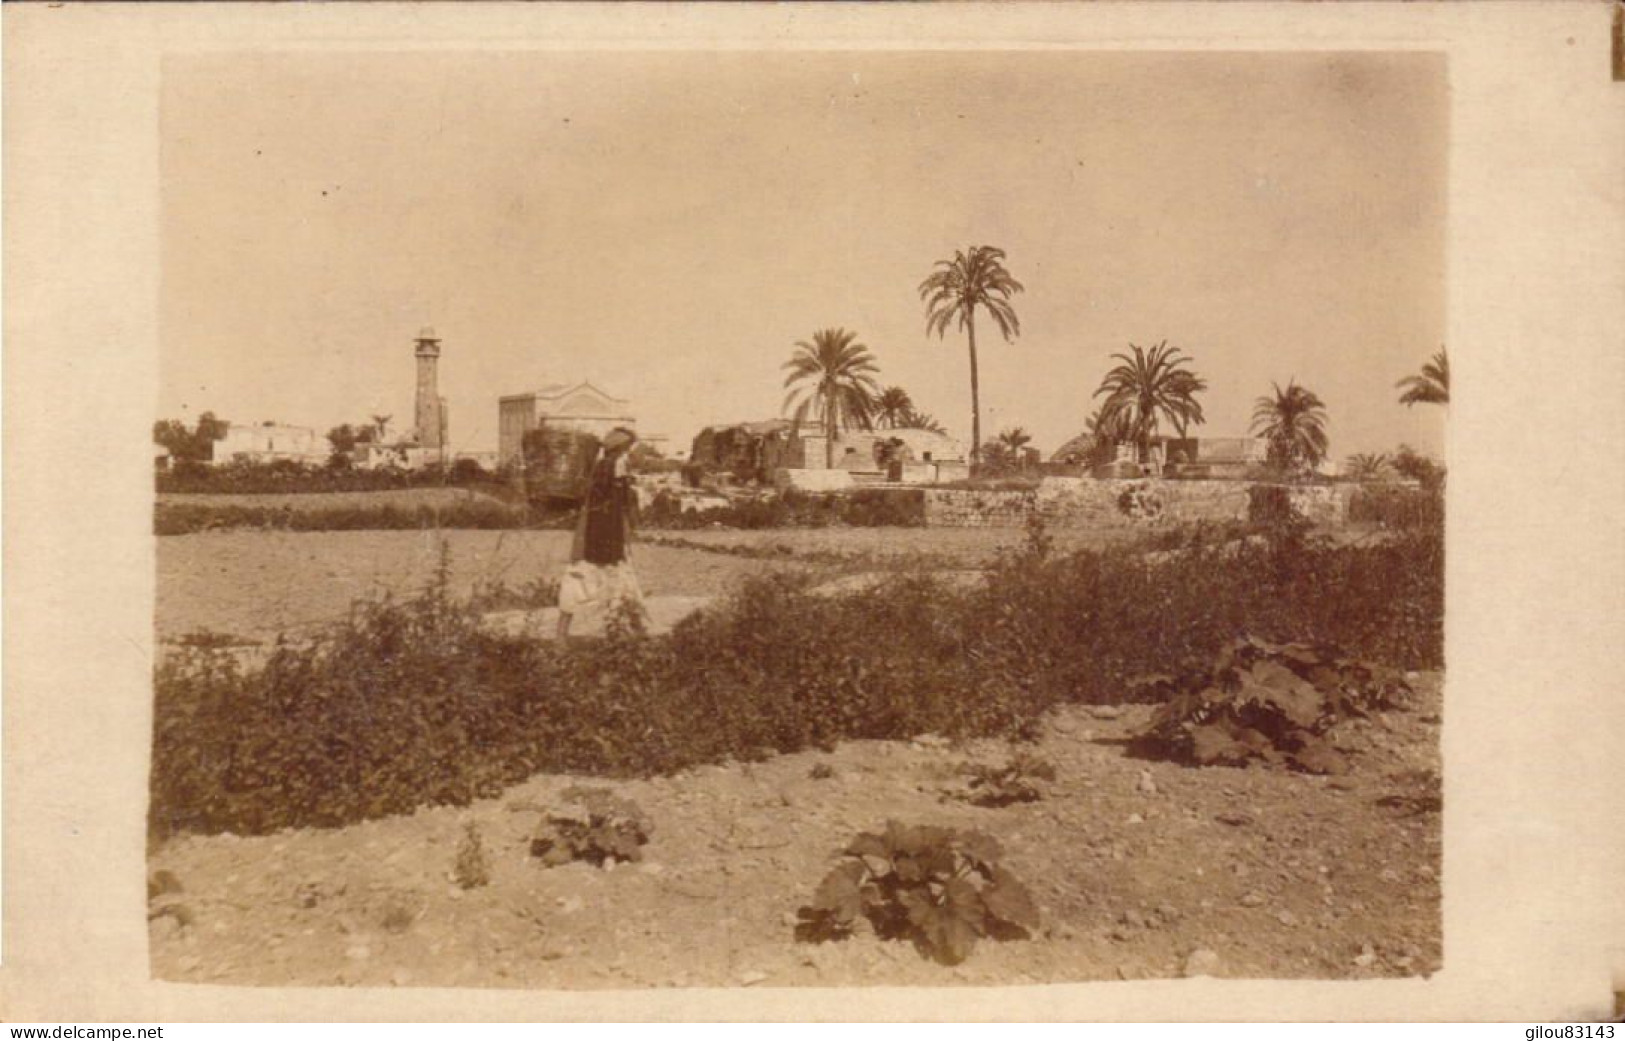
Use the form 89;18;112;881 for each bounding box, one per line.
782;245;1024;468
1341;349;1450;481
780;240;1450;480
780;330;948;468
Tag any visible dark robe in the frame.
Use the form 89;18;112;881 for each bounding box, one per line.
576;452;634;566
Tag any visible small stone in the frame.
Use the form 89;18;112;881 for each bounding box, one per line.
557;896;585;914
345;944;371;962
1276;910;1298;927
1240;892;1265;908
1137;770;1159;797
1353;943;1377;968
738;970;769;986
1417;864;1436;880
1379;868;1401;884
1120;909;1147;930
1182;949;1222;978
1125;813;1144;826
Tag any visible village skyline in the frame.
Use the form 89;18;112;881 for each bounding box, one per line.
159;49;1447;462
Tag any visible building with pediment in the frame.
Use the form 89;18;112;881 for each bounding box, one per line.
497;381;637;470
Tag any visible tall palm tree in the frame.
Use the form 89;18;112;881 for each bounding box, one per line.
1396;349;1449;407
1092;341;1207;463
874;386;915;429
371;414;393;441
919;245;1024;469
1251;380;1331;475
1344;452;1392;482
782;328;882;468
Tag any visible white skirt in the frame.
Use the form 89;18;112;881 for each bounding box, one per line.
557;561;645;619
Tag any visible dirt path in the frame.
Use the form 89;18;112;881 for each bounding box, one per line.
148;676;1441;989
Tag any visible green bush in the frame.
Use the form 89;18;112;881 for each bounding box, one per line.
150;520;1443;838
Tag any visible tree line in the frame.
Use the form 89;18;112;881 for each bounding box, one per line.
779;243;1450;479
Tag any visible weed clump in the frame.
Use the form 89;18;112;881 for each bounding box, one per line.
529;787;652;868
796;821;1040;965
452;823;491;889
1129;634;1413;774
952;752;1058;808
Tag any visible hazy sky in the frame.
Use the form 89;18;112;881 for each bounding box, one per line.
160;50;1447;460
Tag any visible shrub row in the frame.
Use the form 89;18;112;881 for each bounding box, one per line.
150;521;1443;838
1347;485;1445;531
158;459;514;496
153;501;542;536
642;488;926;530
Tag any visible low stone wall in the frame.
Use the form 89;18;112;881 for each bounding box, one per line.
923;478;1354;529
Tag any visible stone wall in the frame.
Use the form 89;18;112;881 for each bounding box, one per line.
923;478;1353;529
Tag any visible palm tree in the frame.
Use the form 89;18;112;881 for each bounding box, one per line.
1396;349;1449;407
1251;380;1331;476
874;386;915;429
997;427;1034;468
919;245;1024;469
1092;341;1207;463
782;328;882;468
371;414;393;441
1344;452;1392;482
899;408;947;435
1083;406;1133;467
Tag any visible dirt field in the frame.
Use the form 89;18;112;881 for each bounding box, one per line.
148;677;1442;988
157;487;514;512
151;521;1442;987
155;530;795;641
154;525;1123;642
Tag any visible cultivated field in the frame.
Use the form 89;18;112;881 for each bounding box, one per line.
154;526;1088;642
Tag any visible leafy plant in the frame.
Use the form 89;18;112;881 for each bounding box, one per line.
795;821;1039;965
1130;635;1413;774
953;751;1057;808
452;822;491;889
529;787;652;868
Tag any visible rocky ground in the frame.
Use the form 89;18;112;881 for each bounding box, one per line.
147;676;1442;989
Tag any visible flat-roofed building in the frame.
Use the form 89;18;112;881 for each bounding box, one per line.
497;381;637;470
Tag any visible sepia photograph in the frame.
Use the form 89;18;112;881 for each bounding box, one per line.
142;47;1453;991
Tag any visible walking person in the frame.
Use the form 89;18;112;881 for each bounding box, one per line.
556;427;645;640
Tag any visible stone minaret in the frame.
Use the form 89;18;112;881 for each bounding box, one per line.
413;327;445;457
